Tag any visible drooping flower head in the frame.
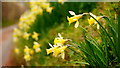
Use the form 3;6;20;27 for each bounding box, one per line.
88;13;104;29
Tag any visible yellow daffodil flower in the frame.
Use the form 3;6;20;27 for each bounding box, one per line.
33;42;41;53
46;7;53;13
30;49;34;55
14;48;19;54
24;54;31;61
54;33;67;45
58;0;65;4
88;13;103;29
46;42;68;59
67;11;87;28
41;3;50;9
32;32;39;41
46;46;59;55
24;46;31;54
53;46;67;57
23;32;31;40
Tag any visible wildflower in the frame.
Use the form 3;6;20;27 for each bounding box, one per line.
67;11;87;28
54;33;68;45
23;32;31;40
88;13;104;29
46;7;53;13
32;32;39;41
14;48;19;54
33;42;41;53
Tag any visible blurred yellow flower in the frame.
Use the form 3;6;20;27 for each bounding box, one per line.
30;49;34;55
41;3;50;9
24;46;31;53
58;0;65;4
24;54;31;61
46;7;53;13
23;32;31;40
32;32;39;41
14;48;19;54
33;42;41;53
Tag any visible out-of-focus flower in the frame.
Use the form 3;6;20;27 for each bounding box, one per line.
46;7;53;13
88;13;103;29
32;32;39;41
58;0;65;4
24;46;32;61
33;42;41;53
41;3;50;9
23;32;31;40
13;28;22;42
67;11;87;28
24;54;31;61
31;6;43;15
14;48;19;54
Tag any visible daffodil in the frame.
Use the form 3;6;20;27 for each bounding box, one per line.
54;33;68;45
53;46;67;57
46;42;68;59
46;7;53;13
24;46;31;54
88;13;103;29
23;32;31;40
41;3;50;9
32;32;39;41
14;48;19;54
24;54;31;61
24;46;32;61
67;11;87;28
58;0;65;4
33;42;41;53
46;43;59;54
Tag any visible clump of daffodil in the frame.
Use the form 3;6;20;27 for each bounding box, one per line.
24;46;34;61
33;41;41;53
88;12;104;29
23;32;31;40
31;6;43;15
14;48;20;54
46;33;70;59
13;28;22;42
67;11;88;28
32;32;39;41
